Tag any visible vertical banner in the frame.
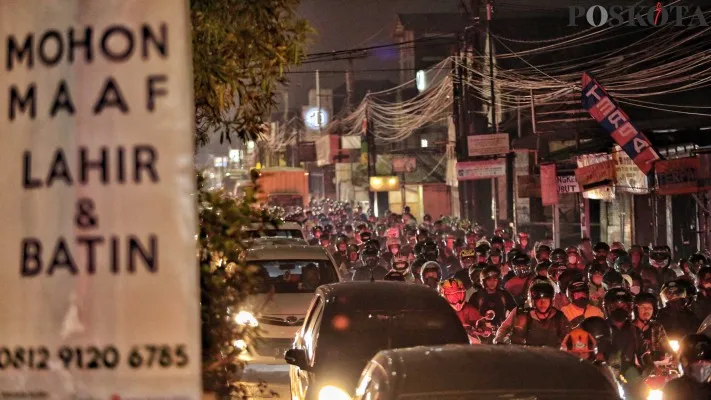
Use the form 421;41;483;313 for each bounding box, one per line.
540;163;559;206
0;1;199;399
581;72;661;175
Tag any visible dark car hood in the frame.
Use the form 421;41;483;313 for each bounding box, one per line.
312;357;372;395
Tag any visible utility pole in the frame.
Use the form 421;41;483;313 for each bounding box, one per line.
316;69;321;133
364;95;376;214
345;59;355;112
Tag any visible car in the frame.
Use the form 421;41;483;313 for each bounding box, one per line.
246;221;305;239
354;345;622;400
237;244;341;364
284;281;470;400
246;237;308;247
237;243;342;398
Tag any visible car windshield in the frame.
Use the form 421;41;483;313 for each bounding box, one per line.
247;229;304;239
251;260;337;294
318;310;467;363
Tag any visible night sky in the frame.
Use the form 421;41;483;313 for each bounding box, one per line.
198;0;711;160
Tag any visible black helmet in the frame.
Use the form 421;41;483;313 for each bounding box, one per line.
360;247;379;265
363;239;381;252
649;246;671;268
588;262;607;280
416;227;429;241
383;270;406;281
512;253;532;277
602;287;633;318
359;231;372;242
580;316;612;342
480;264;501;285
475;243;491;256
603;269;624;290
506;249;521;263
528;281;555;304
678;334;711;369
550;248;567;264
536;244;552;258
633;292;659;320
660;279;688;306
566;278;589;299
688;253;708;275
614;255;633;274
421;239;439;260
490;236;504;246
335;234;349;246
593;242;610;253
558;270;584;294
468;262;488;284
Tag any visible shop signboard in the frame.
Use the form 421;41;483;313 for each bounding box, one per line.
457;159;506;180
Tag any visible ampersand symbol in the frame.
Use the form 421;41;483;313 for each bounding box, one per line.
75;198;98;229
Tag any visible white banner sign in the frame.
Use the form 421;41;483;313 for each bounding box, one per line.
0;1;200;399
467;133;509;157
557;175;580;194
456;159;506;180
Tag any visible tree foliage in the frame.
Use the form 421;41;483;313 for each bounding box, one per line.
191;1;311;398
192;0;311;147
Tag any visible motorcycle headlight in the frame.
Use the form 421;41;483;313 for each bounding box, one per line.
669;340;680;353
318;385;350;400
235;310;259;327
647;389;663;400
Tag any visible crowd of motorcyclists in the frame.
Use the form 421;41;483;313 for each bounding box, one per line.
282;199;711;400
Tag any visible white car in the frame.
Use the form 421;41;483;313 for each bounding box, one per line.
237;243;341;363
246;221;305;239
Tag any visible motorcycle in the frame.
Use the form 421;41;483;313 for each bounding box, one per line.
465;310;497;344
643;339;681;400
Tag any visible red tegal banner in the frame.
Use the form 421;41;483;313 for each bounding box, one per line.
540;163;558;205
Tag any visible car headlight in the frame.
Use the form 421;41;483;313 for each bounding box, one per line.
647;388;663;400
235;310;259;327
669;340;680;353
318;385;351;400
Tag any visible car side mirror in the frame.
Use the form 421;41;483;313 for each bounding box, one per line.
284;348;310;370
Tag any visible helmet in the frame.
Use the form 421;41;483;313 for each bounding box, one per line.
660;279;688;306
416;227;429;241
633;292;659;321
506;249;521;263
602;287;633;319
614;255;633;274
688;253;708;275
603;269;624;290
611;242;626;251
536;244;552;259
439;278;467;311
469;262;488;284
588;262;607;281
547;262;567;280
528;281;555;305
363;239;381;252
649;245;671;269
608;249;627;265
566;278;589;300
561;328;598;358
420;261;442;281
360;247;380;266
550;248;567;264
384;271;406;281
489;248;503;264
359;231;372;242
593;242;610;254
421;239;439;260
629;245;644;255
558;270;584;294
460;248;476;259
678;334;711;379
391;254;410;273
580;316;612;343
475;243;490;257
386;237;400;250
480;265;501;285
512;253;532;277
565;246;579;255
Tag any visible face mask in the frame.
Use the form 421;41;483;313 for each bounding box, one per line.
630;285;641;295
687;361;711;383
573;298;589;308
610;308;629;322
424;277;438;289
568;256;577;264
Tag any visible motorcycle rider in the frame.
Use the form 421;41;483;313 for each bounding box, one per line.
494;280;571;347
602;288;654;383
420;261;443;290
350;246;388;281
565;246;585;271
662;334;711;400
633;292;674;362
588;262;607;307
504;253;536;306
657;279;702;339
693;266;711;322
561;278;605;325
439;278;482;329
388;254;415;283
411;238;439;282
469;265;517;327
